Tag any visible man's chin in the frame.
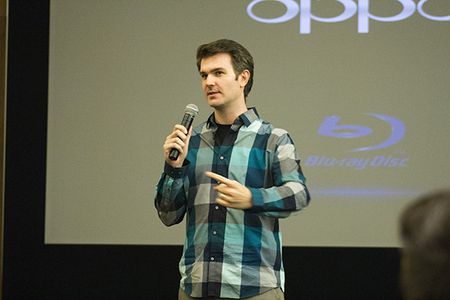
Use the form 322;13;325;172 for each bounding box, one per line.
206;97;223;107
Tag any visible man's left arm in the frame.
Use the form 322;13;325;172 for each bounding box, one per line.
206;131;310;218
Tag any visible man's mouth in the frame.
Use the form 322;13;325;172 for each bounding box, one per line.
207;91;220;96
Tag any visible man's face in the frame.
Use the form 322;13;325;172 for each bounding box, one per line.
199;53;247;110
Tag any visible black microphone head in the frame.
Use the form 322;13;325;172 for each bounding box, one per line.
185;104;199;116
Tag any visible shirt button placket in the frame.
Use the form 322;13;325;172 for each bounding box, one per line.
210;150;227;270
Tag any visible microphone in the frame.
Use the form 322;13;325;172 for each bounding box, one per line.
169;104;199;161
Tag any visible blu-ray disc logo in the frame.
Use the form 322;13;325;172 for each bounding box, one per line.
246;0;450;34
318;114;405;152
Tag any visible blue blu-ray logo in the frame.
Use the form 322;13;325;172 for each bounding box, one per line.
318;113;405;152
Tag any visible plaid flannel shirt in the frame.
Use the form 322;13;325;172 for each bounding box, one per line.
155;108;310;299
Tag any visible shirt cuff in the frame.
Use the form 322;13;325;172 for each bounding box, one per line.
246;188;265;213
163;161;189;179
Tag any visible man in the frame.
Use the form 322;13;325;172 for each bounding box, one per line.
155;39;310;299
399;189;450;300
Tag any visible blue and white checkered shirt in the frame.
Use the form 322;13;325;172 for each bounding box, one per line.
155;108;310;299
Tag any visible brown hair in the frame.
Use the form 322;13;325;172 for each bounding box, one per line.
196;39;254;99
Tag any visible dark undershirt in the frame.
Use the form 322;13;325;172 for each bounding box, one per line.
214;124;237;146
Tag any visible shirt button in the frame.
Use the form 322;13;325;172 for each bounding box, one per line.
212;231;217;235
211;257;215;261
220;156;224;160
215;206;219;210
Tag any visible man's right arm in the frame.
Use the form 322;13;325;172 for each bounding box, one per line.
155;124;191;226
154;162;189;226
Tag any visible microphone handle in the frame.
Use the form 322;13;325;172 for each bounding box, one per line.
168;113;195;161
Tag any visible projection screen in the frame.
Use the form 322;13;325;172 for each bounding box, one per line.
45;0;450;247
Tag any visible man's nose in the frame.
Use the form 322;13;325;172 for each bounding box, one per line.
205;75;215;86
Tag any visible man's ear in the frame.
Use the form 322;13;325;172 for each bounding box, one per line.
239;70;250;88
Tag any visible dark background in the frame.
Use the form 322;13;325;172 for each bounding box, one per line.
2;1;401;299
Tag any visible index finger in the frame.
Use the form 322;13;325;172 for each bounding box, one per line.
173;124;188;135
205;171;232;185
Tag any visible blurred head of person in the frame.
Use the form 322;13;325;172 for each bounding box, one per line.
399;189;450;300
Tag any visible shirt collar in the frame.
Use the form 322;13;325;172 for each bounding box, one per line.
206;107;259;132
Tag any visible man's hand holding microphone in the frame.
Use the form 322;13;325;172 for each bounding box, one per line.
163;104;199;168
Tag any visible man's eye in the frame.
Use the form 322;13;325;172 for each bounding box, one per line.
215;71;223;76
